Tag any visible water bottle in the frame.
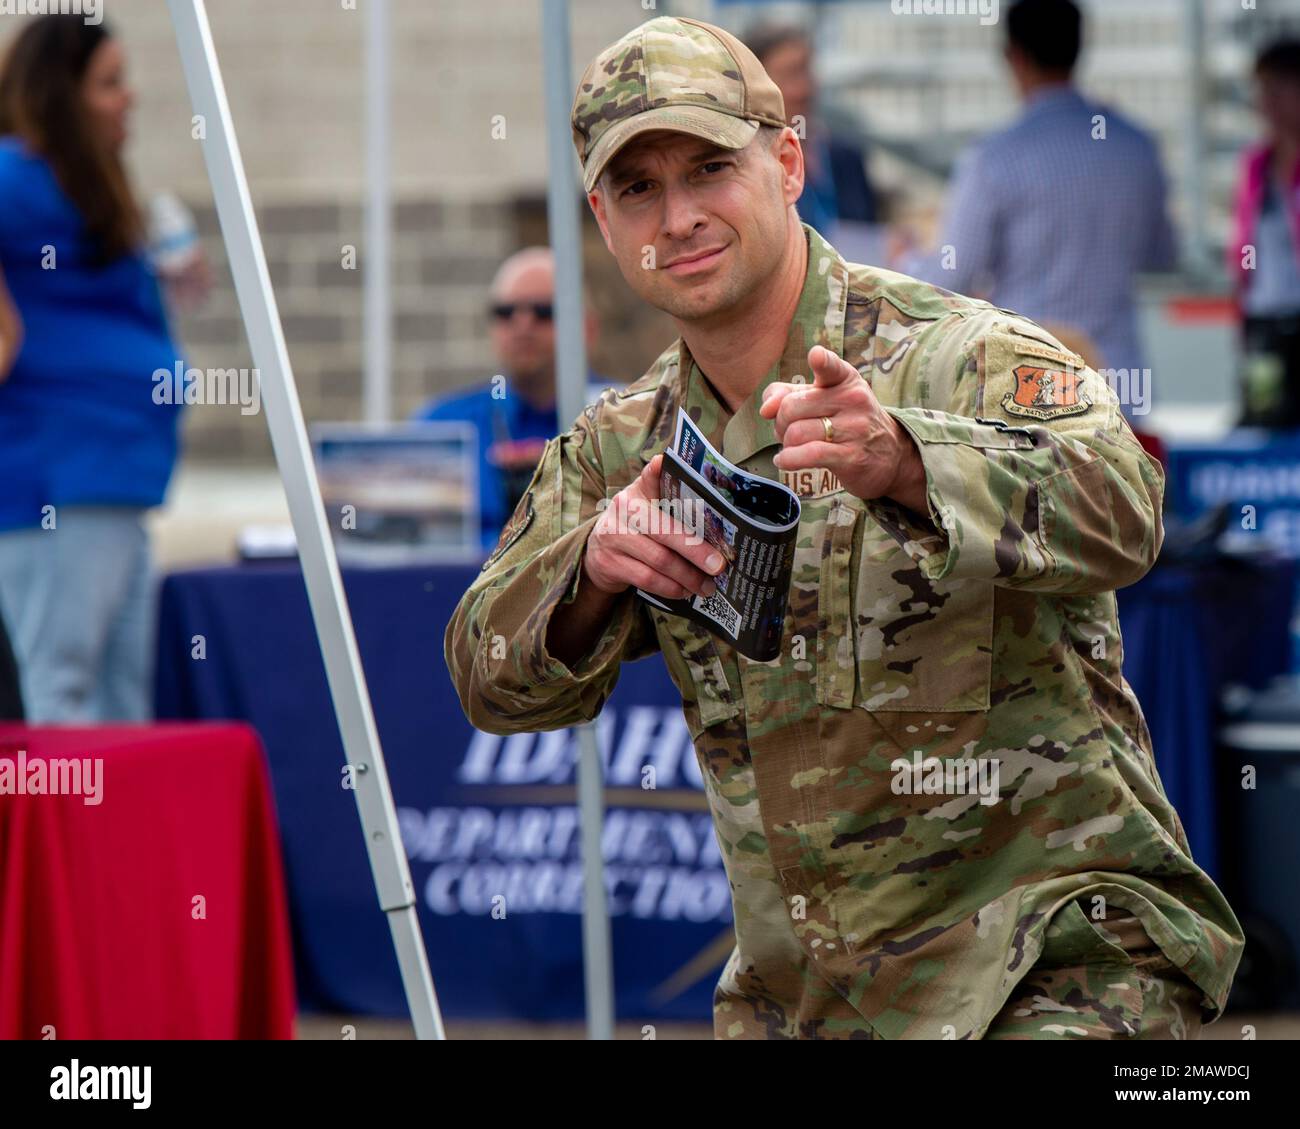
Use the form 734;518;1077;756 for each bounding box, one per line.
146;192;201;274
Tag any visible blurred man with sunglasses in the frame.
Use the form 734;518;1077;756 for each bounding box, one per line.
414;246;606;552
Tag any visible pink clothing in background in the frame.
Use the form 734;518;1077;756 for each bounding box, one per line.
1228;142;1300;303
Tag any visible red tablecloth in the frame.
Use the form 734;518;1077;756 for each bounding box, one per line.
0;723;295;1038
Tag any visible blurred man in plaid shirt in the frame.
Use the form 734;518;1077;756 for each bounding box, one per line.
899;0;1176;405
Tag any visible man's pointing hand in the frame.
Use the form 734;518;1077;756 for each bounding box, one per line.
760;345;930;514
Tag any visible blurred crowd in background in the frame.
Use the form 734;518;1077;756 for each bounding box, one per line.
1;0;1299;722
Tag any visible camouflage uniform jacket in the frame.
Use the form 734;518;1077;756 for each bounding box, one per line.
446;224;1244;1039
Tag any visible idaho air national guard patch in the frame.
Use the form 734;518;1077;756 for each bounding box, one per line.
1002;364;1091;420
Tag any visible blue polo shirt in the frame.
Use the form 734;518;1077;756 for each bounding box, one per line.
0;137;183;533
414;376;611;553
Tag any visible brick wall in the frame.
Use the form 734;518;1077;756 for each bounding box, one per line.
0;0;673;464
174;192;677;461
176;196;512;460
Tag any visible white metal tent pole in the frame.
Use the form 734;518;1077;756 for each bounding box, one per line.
541;0;616;1040
1182;0;1210;279
363;0;394;424
167;0;445;1040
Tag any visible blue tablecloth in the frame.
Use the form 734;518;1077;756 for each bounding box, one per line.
155;556;1291;1020
156;562;721;1021
1116;559;1294;881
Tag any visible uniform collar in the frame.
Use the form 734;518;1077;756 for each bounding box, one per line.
675;223;849;470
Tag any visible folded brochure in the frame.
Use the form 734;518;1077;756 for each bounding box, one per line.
636;408;801;661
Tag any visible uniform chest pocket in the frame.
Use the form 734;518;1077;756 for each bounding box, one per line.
647;606;741;738
816;506;994;712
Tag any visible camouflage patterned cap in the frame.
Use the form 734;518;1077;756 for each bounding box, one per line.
571;16;788;194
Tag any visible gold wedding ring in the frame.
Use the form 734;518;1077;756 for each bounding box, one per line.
821;416;835;443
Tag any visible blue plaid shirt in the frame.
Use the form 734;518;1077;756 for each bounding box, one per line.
904;86;1176;376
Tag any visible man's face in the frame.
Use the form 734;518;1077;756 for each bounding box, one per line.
489;259;556;385
588;129;802;325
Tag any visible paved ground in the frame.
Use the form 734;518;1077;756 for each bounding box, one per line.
295;1011;1300;1041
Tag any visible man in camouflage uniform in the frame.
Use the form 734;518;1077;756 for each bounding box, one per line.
446;15;1243;1039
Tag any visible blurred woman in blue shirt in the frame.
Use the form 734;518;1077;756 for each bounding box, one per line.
0;15;186;721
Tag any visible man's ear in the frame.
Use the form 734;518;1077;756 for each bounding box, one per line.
774;127;805;207
588;188;614;254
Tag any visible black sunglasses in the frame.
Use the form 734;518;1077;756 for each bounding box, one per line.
490;302;554;322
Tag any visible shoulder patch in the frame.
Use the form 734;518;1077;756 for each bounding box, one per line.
979;328;1100;424
1002;364;1091;420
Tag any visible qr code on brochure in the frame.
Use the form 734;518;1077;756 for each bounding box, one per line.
694;587;740;639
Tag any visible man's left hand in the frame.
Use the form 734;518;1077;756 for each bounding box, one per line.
760;345;930;514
